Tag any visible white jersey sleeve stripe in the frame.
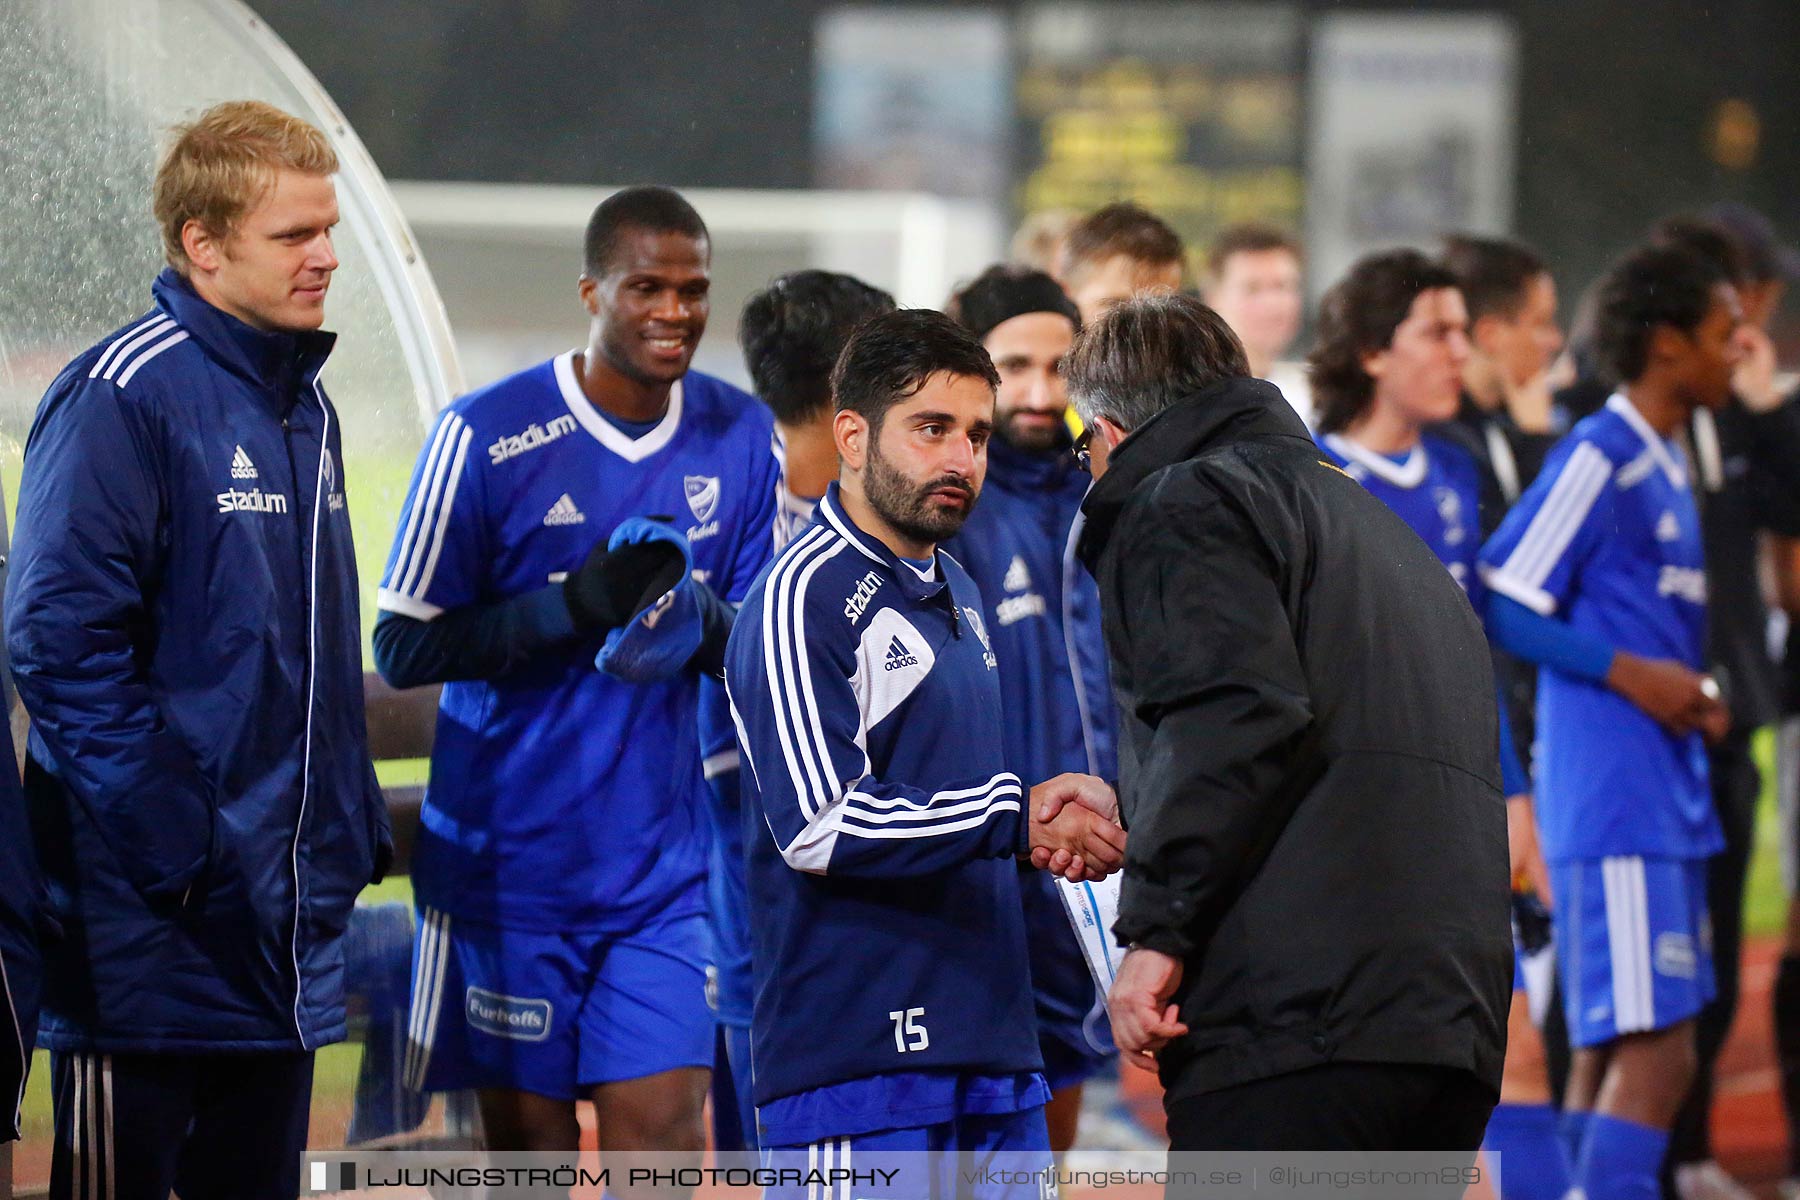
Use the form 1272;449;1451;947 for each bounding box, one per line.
1500;442;1611;590
388;414;458;593
396;416;468;598
788;538;854;812
841;777;1022;826
1505;442;1609;584
114;330;190;388
375;588;444;620
1479;566;1558;618
1509;452;1610;588
845;772;1023;807
764;527;839;819
90;315;170;379
838;799;1022;840
406;425;474;602
96;317;173;380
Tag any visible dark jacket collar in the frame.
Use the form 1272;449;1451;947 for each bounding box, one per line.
1078;376;1312;570
816;483;953;605
152;267;336;404
986;429;1082;495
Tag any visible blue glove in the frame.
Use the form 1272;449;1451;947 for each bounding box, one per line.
595;517;704;683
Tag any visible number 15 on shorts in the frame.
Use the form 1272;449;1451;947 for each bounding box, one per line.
889;1007;929;1053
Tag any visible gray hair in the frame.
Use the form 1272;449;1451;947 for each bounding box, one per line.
1064;293;1250;432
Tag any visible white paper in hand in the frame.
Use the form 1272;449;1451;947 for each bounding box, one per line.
1055;873;1125;993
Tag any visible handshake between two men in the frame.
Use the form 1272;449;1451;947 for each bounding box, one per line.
1024;773;1126;883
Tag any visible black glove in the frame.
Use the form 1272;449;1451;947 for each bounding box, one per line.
563;538;687;631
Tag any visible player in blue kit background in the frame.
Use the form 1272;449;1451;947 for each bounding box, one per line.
698;270;897;1154
944;264;1118;1155
372;186;779;1166
1480;242;1741;1200
726;310;1126;1197
1309;249;1561;1200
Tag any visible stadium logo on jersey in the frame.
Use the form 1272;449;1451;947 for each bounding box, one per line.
685;475;721;523
487;414;577;464
217;487;289;515
1656;510;1680;542
843;570;884;622
1656;564;1707;604
996;592;1047;627
230;444;258;479
1654;932;1697;979
465;987;553;1041
884;635;919;671
543;493;586;526
1003;555;1030;592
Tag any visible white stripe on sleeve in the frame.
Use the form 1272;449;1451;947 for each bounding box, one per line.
114;330;190;388
406;424;474;603
1497;442;1611;593
89;316;170;379
389;415;459;592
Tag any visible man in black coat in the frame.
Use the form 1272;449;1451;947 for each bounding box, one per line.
1069;292;1511;1152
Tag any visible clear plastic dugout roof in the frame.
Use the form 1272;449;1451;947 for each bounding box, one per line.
0;0;460;629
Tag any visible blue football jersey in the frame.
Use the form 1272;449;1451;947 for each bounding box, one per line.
1479;395;1720;862
378;353;780;933
1319;431;1484;606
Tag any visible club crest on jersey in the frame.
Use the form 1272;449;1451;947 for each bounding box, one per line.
963;605;998;668
322;449;345;512
685;475;721;523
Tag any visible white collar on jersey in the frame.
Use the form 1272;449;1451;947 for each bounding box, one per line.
1321;432;1428;488
553;350;683;463
1605;394;1687;487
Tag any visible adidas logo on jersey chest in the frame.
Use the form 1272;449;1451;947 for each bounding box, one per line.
884;635;919;671
542;494;586;526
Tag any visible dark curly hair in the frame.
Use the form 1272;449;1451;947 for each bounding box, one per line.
739;270;895;423
1308;249;1460;434
1591;243;1729;386
832;309;1000;432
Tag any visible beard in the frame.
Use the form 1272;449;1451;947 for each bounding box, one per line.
864;437;978;546
997;406;1067;453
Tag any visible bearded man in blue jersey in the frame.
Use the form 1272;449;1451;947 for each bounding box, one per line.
727;309;1125;1197
373;186;780;1165
1481;243;1741;1200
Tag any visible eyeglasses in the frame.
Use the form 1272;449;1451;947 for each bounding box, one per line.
1073;426;1094;472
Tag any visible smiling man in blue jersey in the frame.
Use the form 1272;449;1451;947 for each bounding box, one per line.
944;264;1119;1154
1480;242;1742;1200
726;309;1127;1196
1309;249;1561;1200
696;270;898;1154
372;186;780;1163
